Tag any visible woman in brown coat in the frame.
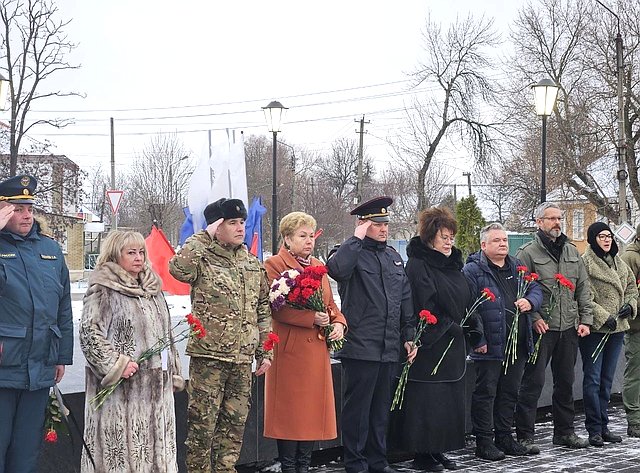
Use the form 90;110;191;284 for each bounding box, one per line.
264;211;347;473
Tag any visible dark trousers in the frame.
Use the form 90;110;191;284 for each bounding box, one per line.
579;332;624;436
515;329;578;439
0;387;49;473
472;356;527;442
341;358;393;473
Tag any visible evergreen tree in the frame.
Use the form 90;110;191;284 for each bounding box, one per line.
455;195;486;259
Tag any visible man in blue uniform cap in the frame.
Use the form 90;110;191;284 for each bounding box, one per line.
0;175;73;473
327;196;416;473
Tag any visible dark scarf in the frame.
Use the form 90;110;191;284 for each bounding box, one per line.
537;229;567;261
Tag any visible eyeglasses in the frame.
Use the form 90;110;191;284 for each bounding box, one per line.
541;216;564;222
437;233;455;243
597;234;613;241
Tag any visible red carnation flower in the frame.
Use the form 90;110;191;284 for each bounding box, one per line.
44;428;57;443
529;272;539;281
418;309;438;325
262;332;280;351
307;266;328;278
482;287;496;302
555;273;575;291
516;265;528;273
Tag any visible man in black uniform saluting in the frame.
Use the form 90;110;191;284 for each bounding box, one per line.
327;196;416;473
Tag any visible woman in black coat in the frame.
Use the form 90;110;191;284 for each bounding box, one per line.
389;207;475;472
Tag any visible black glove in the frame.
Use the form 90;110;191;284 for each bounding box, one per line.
617;303;633;320
603;316;617;331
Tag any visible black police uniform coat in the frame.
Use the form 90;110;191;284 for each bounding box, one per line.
0;221;73;390
327;236;414;361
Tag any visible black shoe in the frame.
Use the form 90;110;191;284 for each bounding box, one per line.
517;438;540;455
495;436;528;456
370;467;399;473
412;454;444;472
475;443;506;461
602;430;623;443
588;434;604;447
552;433;589;448
432;453;457;470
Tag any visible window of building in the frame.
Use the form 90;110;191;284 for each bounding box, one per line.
573;209;584;240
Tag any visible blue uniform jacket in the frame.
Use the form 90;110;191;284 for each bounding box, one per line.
462;251;543;361
327;236;415;362
0;223;73;390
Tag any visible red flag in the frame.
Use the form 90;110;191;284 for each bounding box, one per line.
250;232;259;257
145;226;190;295
314;228;323;240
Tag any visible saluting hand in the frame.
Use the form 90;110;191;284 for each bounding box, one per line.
205;217;224;238
0;204;15;232
354;220;371;240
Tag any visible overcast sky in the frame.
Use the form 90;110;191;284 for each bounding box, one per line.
23;0;522;186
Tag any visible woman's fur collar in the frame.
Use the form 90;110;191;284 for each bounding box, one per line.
87;261;162;298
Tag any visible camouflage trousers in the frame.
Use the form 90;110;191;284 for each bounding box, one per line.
186;357;252;473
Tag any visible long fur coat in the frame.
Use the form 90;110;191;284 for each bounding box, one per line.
80;262;184;473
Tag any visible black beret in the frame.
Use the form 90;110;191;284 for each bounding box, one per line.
204;198;247;225
350;196;393;222
0;175;37;204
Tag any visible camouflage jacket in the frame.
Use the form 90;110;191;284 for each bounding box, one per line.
169;231;272;364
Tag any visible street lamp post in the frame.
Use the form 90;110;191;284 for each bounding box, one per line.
262;100;288;255
532;78;560;203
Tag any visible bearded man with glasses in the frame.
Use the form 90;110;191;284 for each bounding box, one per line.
513;202;594;453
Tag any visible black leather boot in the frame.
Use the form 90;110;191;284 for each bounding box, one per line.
277;439;297;473
296;441;314;473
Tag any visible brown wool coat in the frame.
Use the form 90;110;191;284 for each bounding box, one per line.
263;248;347;440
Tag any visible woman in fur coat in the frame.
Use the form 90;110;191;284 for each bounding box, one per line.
80;231;184;472
580;222;638;447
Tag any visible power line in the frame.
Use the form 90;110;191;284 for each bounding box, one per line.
30;79;416;114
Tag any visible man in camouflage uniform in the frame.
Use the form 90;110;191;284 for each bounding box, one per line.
169;198;272;473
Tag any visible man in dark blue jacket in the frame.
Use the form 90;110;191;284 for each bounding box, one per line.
463;223;542;461
327;196;415;473
0;175;73;473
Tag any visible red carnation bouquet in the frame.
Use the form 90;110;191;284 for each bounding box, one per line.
503;266;539;374
431;288;496;376
391;309;438;410
270;265;344;352
90;313;206;410
529;273;575;364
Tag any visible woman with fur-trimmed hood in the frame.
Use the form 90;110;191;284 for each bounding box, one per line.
580;222;638;447
79;231;184;472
